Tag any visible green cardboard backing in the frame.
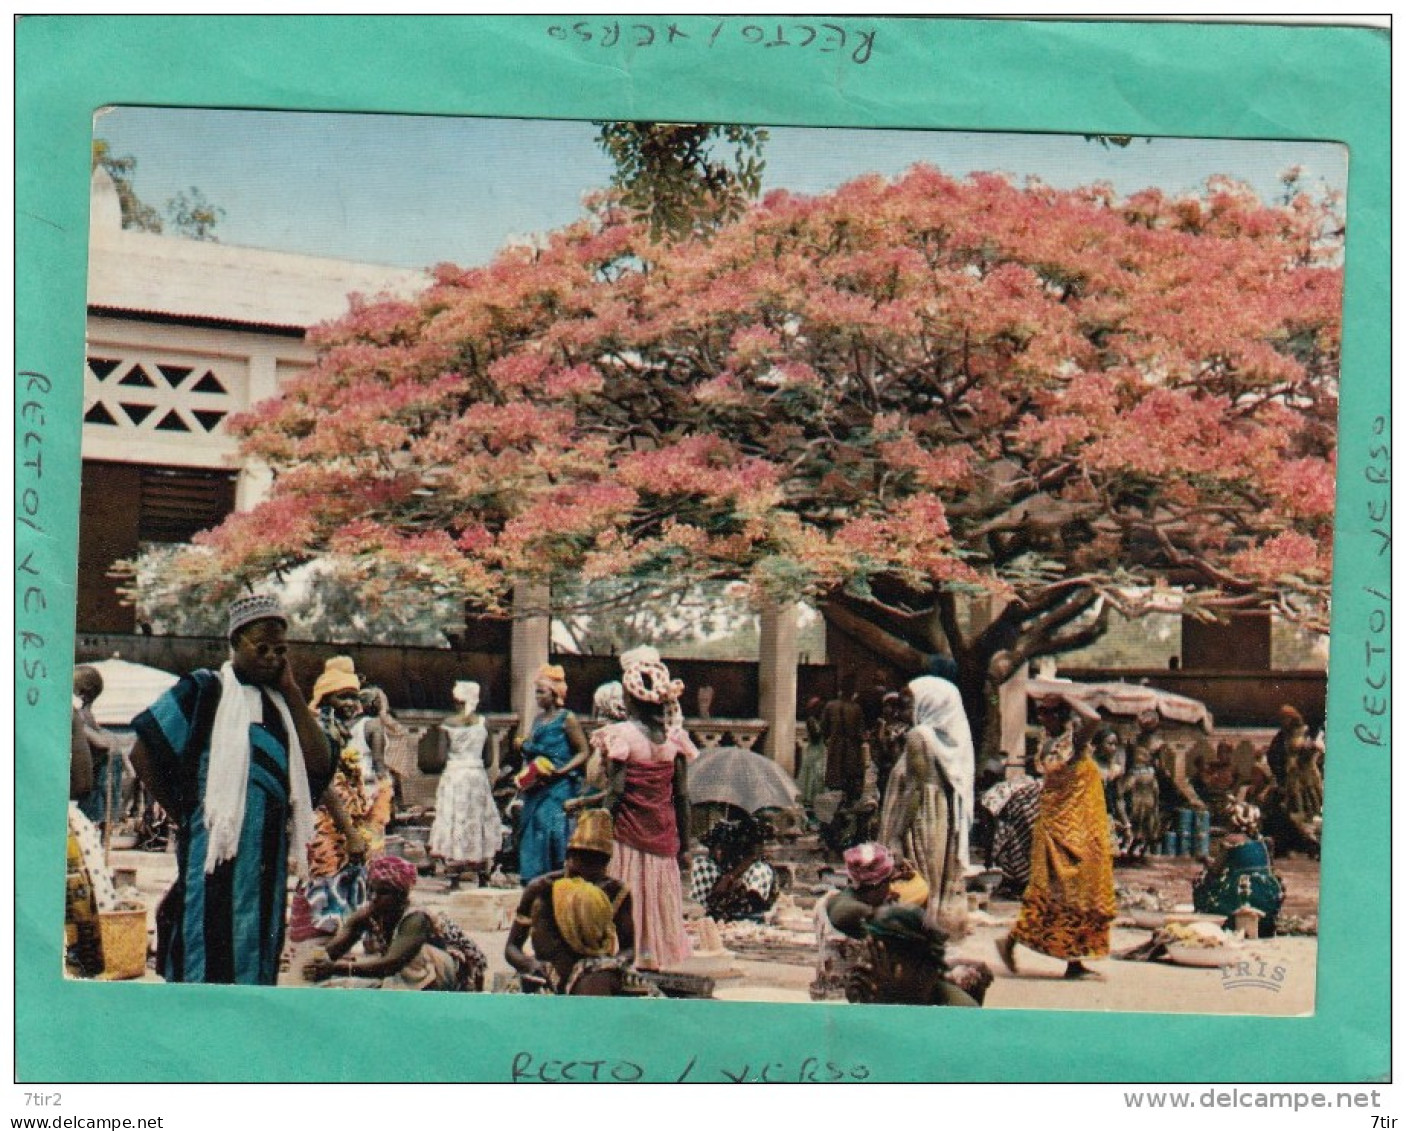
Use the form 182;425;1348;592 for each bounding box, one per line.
15;15;1389;1082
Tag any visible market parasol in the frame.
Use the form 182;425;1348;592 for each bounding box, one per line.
1027;677;1213;732
85;656;180;727
688;745;802;815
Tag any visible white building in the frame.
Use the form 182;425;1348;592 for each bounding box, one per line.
80;168;428;631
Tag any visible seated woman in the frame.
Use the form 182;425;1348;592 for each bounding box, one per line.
810;842;939;1001
505;810;636;993
847;904;984;1007
1192;802;1285;937
306;856;486;991
546;876;662;998
689;815;779;923
811;842;899;1001
982;768;1044;899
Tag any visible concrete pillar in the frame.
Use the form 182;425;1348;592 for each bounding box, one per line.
246;348;281;406
233;350;282;513
964;595;1031;776
234;459;274;511
510;581;552;740
999;664;1029;777
758;600;799;775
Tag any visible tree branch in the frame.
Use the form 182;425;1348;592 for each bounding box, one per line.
821;599;929;675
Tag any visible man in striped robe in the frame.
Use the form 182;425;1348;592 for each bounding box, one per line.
130;595;331;985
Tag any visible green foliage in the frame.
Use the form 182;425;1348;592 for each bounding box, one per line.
595;121;767;238
1057;609;1181;668
1270;616;1329;670
166;186;225;242
125;547;458;646
1083;134;1149;149
551;577;828;662
551;578;755;656
92;138;163;233
91;139;224;241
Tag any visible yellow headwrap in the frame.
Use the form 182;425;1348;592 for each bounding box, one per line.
537;663;568;702
551;877;617;959
311;655;360;709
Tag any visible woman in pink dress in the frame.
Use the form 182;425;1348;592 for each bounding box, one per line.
590;646;696;971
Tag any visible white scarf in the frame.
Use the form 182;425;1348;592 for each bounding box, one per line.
909;675;976;873
205;662;315;879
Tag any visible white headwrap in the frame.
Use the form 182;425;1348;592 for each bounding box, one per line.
592;681;627;721
908;675;976;873
452;680;481;715
205;662;315;879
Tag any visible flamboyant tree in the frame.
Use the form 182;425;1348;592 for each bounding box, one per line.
139;165;1341;745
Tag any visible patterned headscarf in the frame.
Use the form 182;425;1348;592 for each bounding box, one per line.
1229;802;1262;836
568;808;616;857
844;842;896;889
367;854;418;894
620;645;684;705
551;876;618;958
536;664;568;703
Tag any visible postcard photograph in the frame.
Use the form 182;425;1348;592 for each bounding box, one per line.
67;107;1343;1019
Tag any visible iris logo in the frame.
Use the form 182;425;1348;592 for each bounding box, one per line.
1220;958;1288;992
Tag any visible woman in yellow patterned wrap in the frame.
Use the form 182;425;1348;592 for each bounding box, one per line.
997;696;1115;980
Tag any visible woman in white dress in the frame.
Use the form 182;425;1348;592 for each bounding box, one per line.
428;681;504;888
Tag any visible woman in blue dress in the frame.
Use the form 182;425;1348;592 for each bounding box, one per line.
514;664;589;883
1193;802;1285;936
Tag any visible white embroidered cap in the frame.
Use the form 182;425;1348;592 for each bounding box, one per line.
227;593;287;639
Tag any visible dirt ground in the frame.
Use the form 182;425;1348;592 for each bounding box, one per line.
107;846;1317;1017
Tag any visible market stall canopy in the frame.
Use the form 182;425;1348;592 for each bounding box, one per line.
1027;677;1213;732
85;657;179;726
689;745;802;814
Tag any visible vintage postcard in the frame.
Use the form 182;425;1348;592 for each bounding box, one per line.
17;15;1388;1087
70;106;1342;1021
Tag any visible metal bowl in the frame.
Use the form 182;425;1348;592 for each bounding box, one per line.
1166;944;1230;968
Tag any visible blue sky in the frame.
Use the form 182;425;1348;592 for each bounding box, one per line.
93;106;1348;270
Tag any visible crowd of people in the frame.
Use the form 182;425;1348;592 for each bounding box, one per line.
797;667;1318;987
67;592;1320;1003
77;597;704;998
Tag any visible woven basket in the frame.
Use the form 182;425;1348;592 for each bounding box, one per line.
98;907;148;980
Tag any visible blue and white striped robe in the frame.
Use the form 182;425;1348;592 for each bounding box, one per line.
132;669;324;985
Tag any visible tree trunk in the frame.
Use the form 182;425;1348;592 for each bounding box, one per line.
823;582;1116;768
820;600;928;675
823;599;999;754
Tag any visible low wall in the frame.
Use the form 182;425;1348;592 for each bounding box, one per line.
74;633;837;719
73;633;1325;737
